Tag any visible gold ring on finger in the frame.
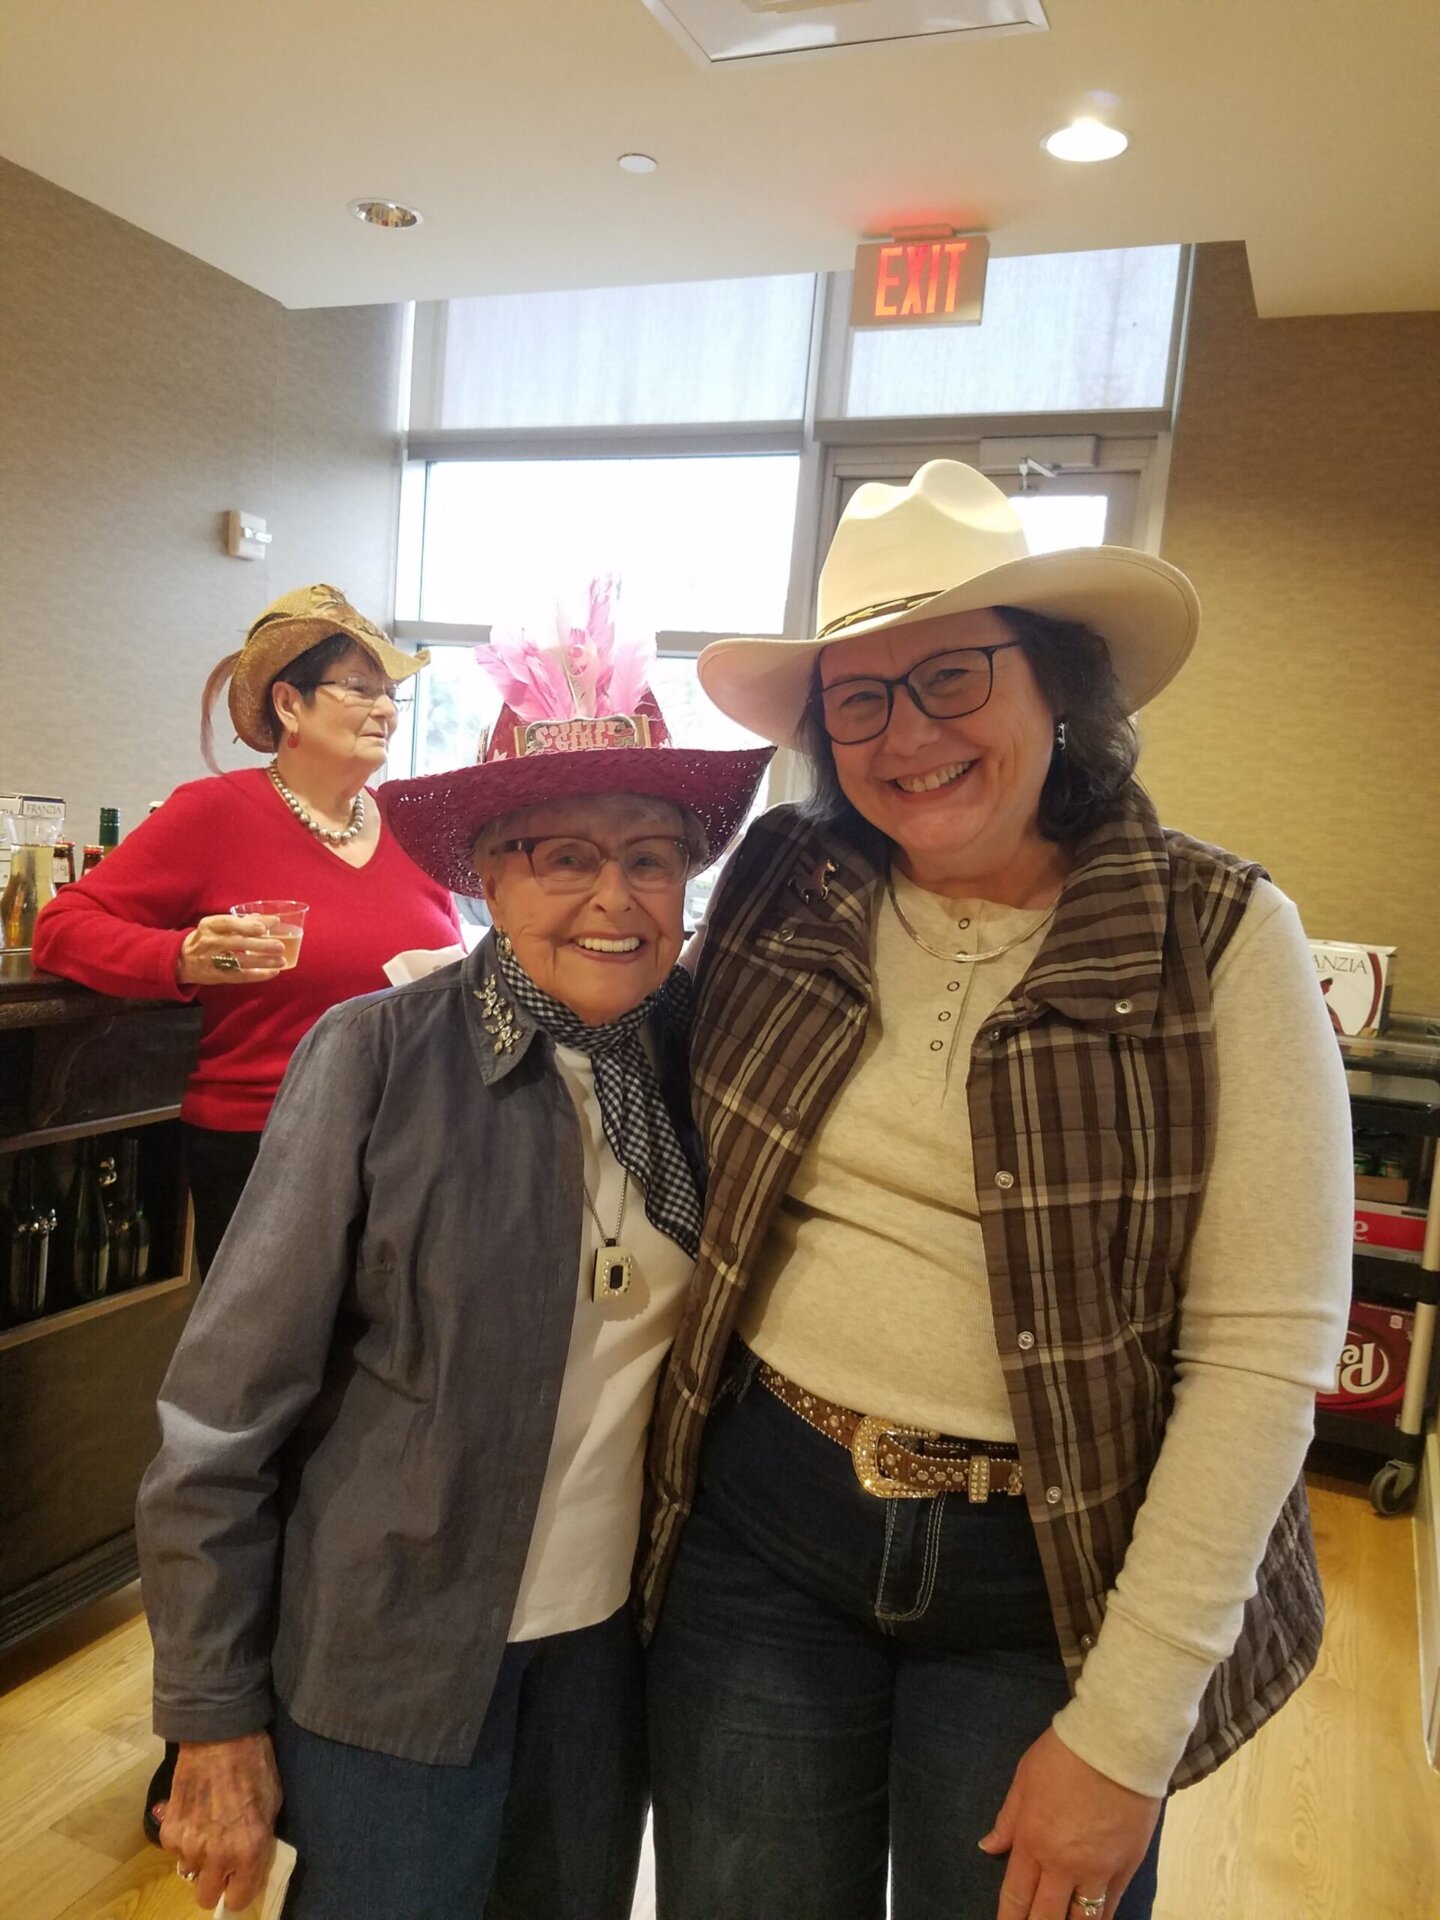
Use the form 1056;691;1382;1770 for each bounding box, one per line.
177;1863;200;1881
1072;1895;1108;1918
212;952;243;973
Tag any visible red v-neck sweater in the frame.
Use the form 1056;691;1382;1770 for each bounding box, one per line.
32;769;460;1130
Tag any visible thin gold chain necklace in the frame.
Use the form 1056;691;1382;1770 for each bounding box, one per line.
884;870;1058;965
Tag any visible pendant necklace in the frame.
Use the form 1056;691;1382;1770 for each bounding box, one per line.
268;762;366;846
585;1167;633;1303
885;870;1057;965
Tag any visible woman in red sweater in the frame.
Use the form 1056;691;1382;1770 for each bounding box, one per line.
33;581;460;1273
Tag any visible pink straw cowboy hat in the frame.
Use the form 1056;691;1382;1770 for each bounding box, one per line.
381;579;772;894
698;461;1201;749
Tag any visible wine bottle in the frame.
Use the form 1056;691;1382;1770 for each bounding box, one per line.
3;1152;56;1323
97;807;121;852
105;1135;151;1289
69;1141;111;1301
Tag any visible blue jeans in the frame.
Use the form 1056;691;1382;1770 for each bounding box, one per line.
272;1608;647;1920
648;1361;1162;1920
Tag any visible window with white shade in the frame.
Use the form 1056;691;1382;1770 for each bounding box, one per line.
421;275;817;431
842;246;1183;419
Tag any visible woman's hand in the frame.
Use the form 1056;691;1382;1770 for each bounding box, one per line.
177;915;286;987
157;1731;283;1911
980;1727;1162;1920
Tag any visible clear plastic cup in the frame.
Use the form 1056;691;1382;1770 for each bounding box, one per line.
231;899;310;970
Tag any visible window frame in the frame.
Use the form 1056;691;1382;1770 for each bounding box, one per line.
390;253;1192;782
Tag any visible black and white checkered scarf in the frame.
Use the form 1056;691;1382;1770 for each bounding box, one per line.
497;941;701;1259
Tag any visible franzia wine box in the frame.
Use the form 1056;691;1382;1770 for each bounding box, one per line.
1310;940;1395;1037
1317;1301;1414;1420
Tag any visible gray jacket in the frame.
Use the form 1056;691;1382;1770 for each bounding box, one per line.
136;936;697;1764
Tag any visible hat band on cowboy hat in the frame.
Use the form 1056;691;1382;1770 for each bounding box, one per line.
228;583;430;753
379;578;772;897
697;460;1201;751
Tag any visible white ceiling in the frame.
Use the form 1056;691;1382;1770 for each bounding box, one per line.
1;0;1436;316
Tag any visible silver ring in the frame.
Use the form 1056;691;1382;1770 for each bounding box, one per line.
1072;1896;1107;1918
177;1865;199;1881
212;952;242;973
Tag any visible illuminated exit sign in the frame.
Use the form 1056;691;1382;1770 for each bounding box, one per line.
850;234;989;329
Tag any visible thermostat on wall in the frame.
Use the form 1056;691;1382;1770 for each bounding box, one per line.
225;510;272;561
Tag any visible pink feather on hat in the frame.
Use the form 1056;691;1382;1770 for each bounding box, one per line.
473;577;656;724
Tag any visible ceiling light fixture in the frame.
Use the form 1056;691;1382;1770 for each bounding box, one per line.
1042;119;1128;163
617;153;659;174
349;199;423;229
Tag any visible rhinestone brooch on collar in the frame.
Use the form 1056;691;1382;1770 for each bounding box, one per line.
475;975;520;1054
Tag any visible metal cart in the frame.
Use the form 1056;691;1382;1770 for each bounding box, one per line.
1323;1023;1440;1515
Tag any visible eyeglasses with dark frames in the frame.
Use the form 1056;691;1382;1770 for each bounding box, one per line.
820;641;1024;746
494;834;695;895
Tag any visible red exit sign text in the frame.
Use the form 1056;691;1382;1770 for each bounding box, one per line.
850;235;989;329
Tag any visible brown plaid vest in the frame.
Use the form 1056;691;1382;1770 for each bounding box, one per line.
639;793;1324;1790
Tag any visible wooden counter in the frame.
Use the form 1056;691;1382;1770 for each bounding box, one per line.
0;955;201;1650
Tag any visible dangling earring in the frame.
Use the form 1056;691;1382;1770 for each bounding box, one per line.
495;929;513;958
286;732;299;750
1055;719;1068;754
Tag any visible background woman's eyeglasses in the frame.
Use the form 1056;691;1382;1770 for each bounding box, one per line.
495;835;695;894
820;641;1023;745
317;675;414;714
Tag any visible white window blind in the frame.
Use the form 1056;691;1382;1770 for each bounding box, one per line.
426;275;816;430
843;246;1183;418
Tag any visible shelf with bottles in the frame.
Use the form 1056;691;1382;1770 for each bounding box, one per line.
0;1120;190;1348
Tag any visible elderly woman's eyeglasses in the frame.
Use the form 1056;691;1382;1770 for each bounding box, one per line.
316;674;413;714
495;835;695;894
820;641;1023;746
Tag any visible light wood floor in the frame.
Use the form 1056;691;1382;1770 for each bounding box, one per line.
2;1478;1436;1920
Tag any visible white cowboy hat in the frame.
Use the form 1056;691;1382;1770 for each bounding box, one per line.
698;460;1200;749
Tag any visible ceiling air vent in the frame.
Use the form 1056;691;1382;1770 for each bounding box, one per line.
642;0;1047;64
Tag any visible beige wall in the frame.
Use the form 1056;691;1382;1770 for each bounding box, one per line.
1144;241;1440;1011
0;156;405;846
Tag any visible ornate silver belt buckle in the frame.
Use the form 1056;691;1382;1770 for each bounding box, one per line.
851;1414;934;1499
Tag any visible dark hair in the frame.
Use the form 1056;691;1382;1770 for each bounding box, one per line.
797;605;1142;850
199;632;358;771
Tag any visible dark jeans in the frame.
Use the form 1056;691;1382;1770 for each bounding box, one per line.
648;1361;1162;1920
271;1608;648;1920
179;1121;264;1278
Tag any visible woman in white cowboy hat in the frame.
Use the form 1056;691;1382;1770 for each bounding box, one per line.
135;597;771;1918
640;463;1352;1920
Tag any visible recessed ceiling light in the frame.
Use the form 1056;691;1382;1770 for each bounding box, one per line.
349;199;423;229
617;153;659;174
1042;119;1129;163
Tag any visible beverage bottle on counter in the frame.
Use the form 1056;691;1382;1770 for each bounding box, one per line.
53;840;76;887
2;1152;56;1323
79;844;104;876
68;1141;111;1301
104;1137;150;1289
97;807;120;852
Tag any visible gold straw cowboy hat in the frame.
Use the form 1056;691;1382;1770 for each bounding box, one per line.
698;461;1201;748
228;584;429;751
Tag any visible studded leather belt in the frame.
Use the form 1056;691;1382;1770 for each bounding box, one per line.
756;1361;1024;1503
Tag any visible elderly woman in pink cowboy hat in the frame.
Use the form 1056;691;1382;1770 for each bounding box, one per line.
639;463;1352;1920
134;587;770;1920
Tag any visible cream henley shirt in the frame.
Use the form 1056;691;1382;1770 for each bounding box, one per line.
740;868;1352;1794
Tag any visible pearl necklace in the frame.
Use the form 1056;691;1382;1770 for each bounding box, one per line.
268;762;366;845
885;870;1057;965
